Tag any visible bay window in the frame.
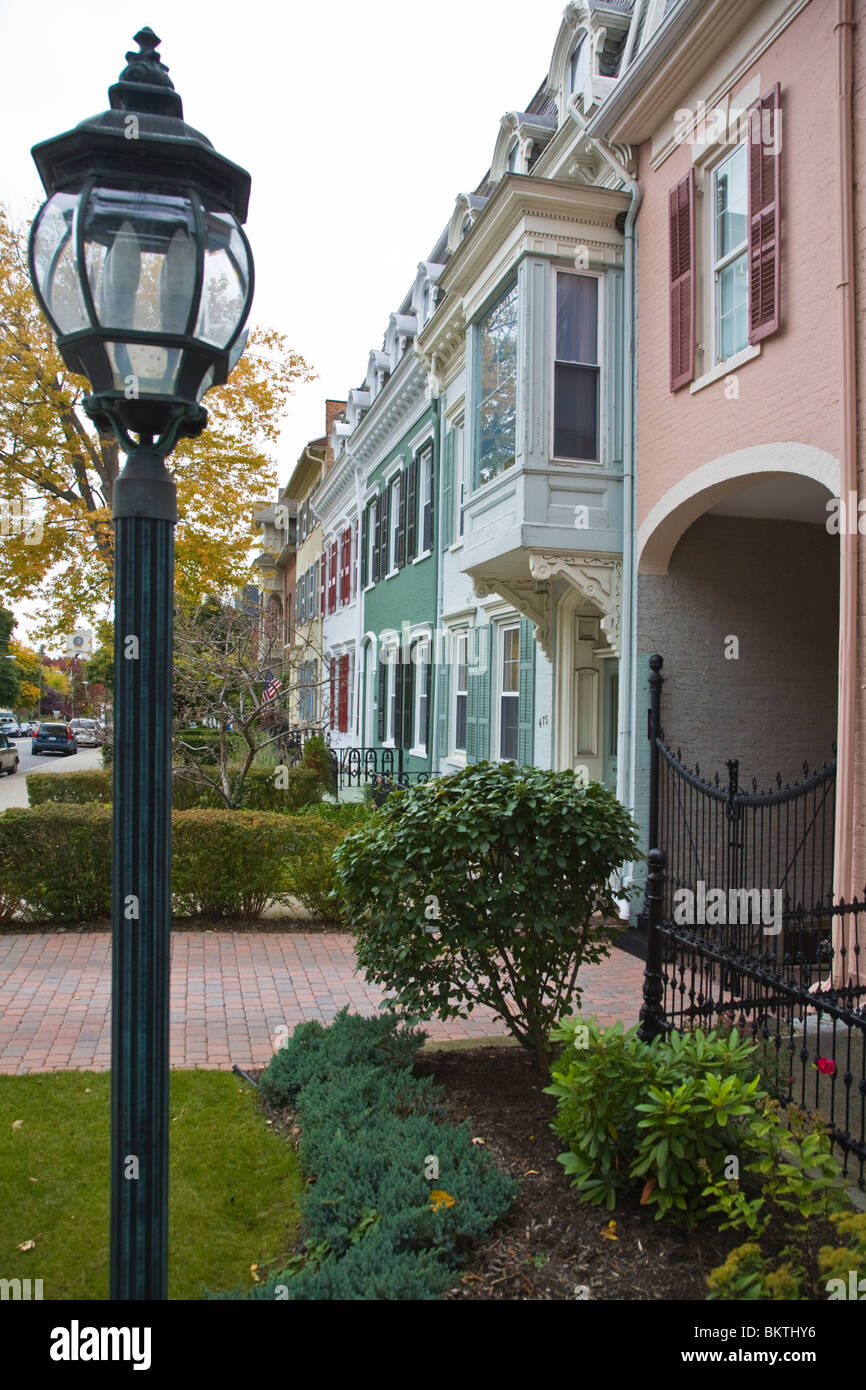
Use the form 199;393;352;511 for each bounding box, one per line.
554;272;599;461
499;624;520;762
477;282;518;486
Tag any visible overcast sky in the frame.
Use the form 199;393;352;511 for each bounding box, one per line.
2;0;567;480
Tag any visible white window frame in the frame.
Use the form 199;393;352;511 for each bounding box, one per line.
453;628;469;756
390;472;402;572
410;637;431;756
551;268;604;466
497;622;520;763
709;140;749;369
365;496;378;589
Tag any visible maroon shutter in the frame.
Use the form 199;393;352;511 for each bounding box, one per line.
748;84;781;343
329;658;336;731
669;169;695;391
338;654;349;733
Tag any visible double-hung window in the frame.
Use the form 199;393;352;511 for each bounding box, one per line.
420;447;434;552
413;638;431;752
711;143;748;362
477;282;518;486
454;632;468;753
554;273;599;461
499;625;520;762
367;497;378;583
390;474;402;571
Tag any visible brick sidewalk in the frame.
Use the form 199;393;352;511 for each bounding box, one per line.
0;931;646;1074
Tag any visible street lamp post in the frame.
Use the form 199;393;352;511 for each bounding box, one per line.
27;28;253;1299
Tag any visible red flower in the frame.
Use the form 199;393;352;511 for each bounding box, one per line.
816;1057;836;1076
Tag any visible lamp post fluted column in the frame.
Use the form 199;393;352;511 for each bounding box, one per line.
110;449;176;1300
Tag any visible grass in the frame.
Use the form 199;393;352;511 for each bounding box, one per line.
0;1069;303;1300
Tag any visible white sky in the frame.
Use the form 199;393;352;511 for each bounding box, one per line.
1;0;567;480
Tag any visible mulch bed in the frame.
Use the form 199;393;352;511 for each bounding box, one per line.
413;1043;744;1301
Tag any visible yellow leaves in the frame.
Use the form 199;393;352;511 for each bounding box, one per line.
429;1189;456;1211
600;1220;618;1241
470;1136;485;1147
250;1264;261;1283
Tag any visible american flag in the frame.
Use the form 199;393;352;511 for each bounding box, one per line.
262;669;283;704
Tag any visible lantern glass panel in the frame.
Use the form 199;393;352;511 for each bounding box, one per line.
194;208;250;349
84;188;197;337
31;192;89;335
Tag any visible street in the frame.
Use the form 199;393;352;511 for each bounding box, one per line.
0;744;103;810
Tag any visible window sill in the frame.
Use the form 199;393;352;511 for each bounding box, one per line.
445;751;467;767
385;568;399;580
363;583;374;593
408;745;427;759
412;551;432;565
690;343;760;393
448;540;464;553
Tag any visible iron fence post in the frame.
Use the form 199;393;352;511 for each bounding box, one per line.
638;847;667;1040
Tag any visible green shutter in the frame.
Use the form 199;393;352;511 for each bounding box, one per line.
437;660;450;758
466;625;490;764
517;616;536;766
441;430;454;550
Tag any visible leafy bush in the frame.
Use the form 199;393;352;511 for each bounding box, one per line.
300;735;333;792
214;1010;516;1300
703;1103;848;1298
333;763;641;1068
294;800;371;828
172;811;295;918
546;1017;769;1222
0;804;113;920
27;769;112;806
283;815;354;922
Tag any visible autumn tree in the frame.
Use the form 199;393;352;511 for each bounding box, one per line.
0;606;19;706
0;203;315;637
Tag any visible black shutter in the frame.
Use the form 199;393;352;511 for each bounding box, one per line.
361;504;368;587
393;657;403;749
396;475;407;568
402;652;415;749
406;458;418;561
377;658;387;743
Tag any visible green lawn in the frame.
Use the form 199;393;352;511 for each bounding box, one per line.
0;1070;302;1300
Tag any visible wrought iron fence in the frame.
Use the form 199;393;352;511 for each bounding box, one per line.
329;746;432;805
638;656;864;1186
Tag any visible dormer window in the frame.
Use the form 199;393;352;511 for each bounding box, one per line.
505;138;520;174
569;35;590;98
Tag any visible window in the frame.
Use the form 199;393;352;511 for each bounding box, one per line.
711;143;748;361
499;625;520;761
454;631;468;752
390;474;402;571
554;273;599;460
569;35;590;97
299;660;317;723
477;283;518;486
420;447;434;552
505;138;520;173
387;657;397;744
412;639;431;751
366;497;378;583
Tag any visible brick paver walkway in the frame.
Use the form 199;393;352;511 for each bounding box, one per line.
0;932;645;1074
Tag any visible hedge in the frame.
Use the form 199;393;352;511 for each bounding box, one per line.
27;765;322;814
0;804;353;922
211;1010;516;1300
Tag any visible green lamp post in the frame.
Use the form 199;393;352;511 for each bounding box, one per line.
27;27;254;1299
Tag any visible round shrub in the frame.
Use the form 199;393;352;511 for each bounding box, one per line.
333;762;641;1068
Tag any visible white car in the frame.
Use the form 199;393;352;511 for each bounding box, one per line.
0;734;19;774
69;718;100;747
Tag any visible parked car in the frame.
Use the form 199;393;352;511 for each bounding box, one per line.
69;718;99;746
0;733;19;774
31;721;78;757
17;722;33;737
0;720;20;738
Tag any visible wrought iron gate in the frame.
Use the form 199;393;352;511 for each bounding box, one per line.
638;655;865;1186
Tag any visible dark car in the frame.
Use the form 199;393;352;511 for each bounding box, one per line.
31;721;78;757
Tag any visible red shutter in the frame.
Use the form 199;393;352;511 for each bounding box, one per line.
338;654;349;733
669;169;695;391
748;84;781;343
329;541;338;614
329;658;336;731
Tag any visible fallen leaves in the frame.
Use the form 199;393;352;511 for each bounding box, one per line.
429;1189;456;1211
17;1239;36;1253
11;1119;22;1131
600;1220;618;1242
